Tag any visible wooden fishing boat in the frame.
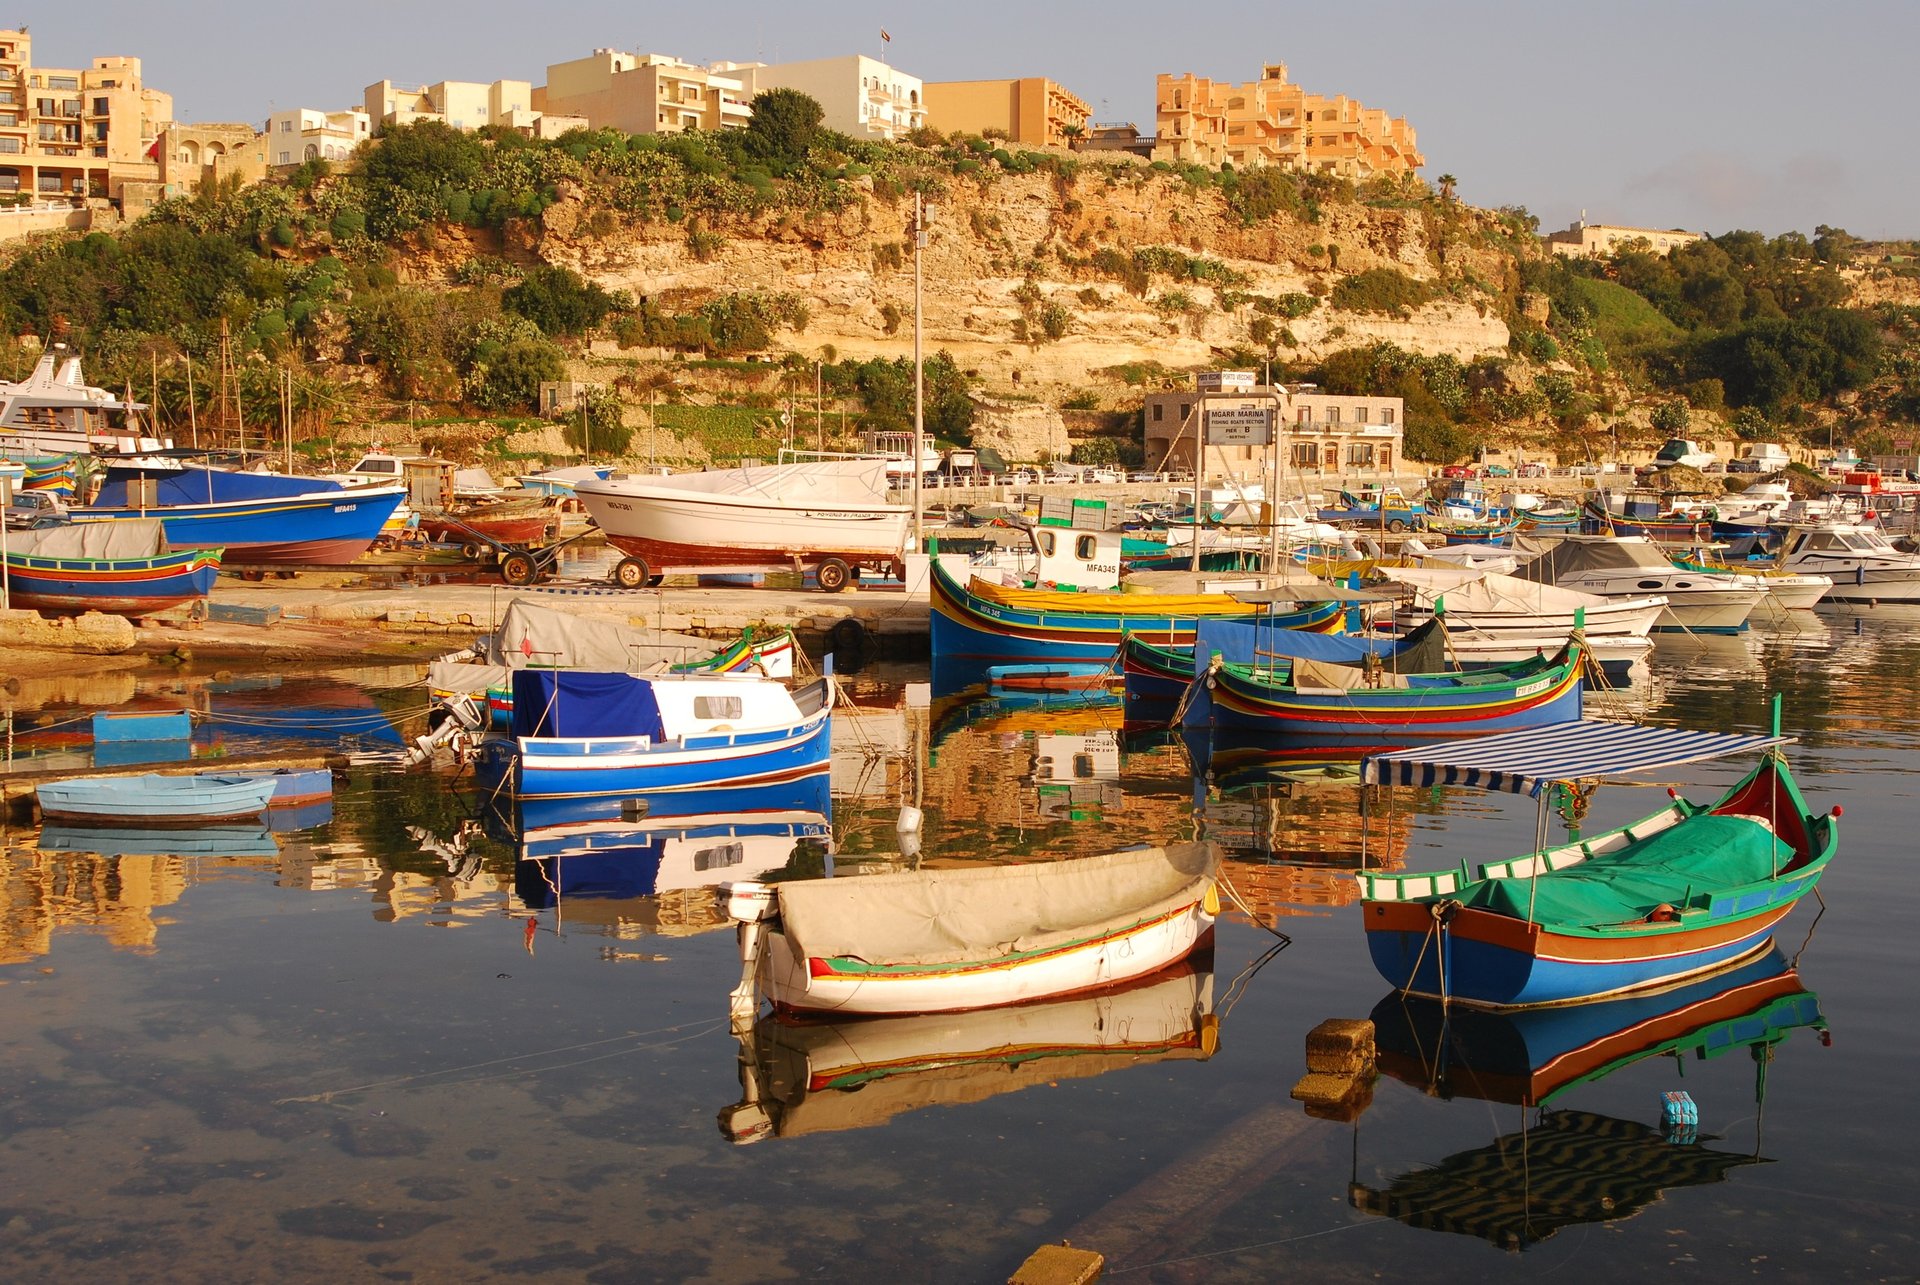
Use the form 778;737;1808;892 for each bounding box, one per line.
2;519;221;616
1123;609;1447;713
930;551;1342;689
722;842;1219;1019
77;463;405;565
36;772;281;825
1356;717;1839;1008
1189;640;1584;741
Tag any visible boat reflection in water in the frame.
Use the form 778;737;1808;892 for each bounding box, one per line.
718;959;1217;1144
1352;947;1828;1250
514;810;833;912
34;824;281;859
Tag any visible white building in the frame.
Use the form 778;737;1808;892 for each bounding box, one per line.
264;108;372;169
363;79;546;133
717;54;924;142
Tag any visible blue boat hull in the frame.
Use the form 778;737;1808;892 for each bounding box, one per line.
76;486;404;565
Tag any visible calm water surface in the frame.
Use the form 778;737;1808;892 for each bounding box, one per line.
1;607;1916;1282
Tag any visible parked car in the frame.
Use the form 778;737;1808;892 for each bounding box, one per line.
1483;464;1513;478
1088;467;1124;484
1515;461;1549;478
1440;464;1473;479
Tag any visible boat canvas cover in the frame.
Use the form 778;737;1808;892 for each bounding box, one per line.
644;458;896;506
1517;538;1672;584
772;843;1217;967
92;465;349;508
10;518;173;559
510;670;664;740
1389;569;1620;616
1194;615;1448;672
1461;814;1794;927
485;599;714;671
1362;720;1791;794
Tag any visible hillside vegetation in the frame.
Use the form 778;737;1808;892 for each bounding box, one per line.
3;99;1917;468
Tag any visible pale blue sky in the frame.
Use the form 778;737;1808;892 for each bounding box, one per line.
29;0;1919;238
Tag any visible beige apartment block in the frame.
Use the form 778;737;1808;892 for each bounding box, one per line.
1154;62;1421;178
0;29;172;206
1546;217;1705;259
923;77;1090;148
156;121;267;195
1144;377;1405;477
364;78;538;132
264;108;371;170
717;54;924;142
535;50;752;135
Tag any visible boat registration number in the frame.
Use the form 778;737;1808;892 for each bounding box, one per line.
334;504;352;513
1515;678;1550;698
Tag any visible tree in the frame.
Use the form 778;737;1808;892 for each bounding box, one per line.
1059;124;1086;152
503;265;620;337
743;89;824;173
1650;398;1691;434
1435;173;1457;203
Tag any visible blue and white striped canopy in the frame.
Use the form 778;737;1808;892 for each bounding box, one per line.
1361;720;1791;794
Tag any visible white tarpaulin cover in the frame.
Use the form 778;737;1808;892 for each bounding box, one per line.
11;519;174;560
426;599;725;695
639;458;896;506
772;843;1218;966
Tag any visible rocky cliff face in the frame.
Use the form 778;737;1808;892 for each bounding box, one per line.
520;169;1514;390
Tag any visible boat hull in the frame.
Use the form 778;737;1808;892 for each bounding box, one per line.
492;707;833;804
73;487;405;566
36;773;280;825
1200;651;1584;739
760;897;1216;1017
578;481;910;569
2;548;221;615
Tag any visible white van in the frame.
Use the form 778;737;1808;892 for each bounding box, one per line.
1729;443;1791;474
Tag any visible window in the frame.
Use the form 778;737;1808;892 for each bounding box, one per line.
694;695;744;721
1291;442;1319;468
1325;406;1341;424
693;842;745;872
1379;408;1395;425
1037;529;1056;557
92;97;108;115
1297;407;1311;424
1074;534;1097;561
1151;402;1163;422
280;119;291;132
0;138;19;153
278;151;290;164
1347;443;1374;466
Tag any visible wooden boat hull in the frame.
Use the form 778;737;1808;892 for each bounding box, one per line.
759;888;1216;1017
1201;648;1584;739
930;553;1339;687
488;706;833;804
418;511;554;546
36;772;280;825
2;546;221;615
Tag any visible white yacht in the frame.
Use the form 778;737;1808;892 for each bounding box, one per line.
1383;565;1662;673
1517;535;1766;633
1777;522;1920;603
0;345;172;458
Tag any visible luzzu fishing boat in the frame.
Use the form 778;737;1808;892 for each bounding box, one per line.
2;518;221;615
929;552;1342;690
1185;638;1584;742
1356;715;1839;1009
721;843;1219;1019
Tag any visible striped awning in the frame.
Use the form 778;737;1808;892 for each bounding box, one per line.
1361;720;1791;794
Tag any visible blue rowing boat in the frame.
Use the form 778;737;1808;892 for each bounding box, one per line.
36;772;281;825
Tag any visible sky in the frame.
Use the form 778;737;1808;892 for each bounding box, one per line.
26;0;1920;239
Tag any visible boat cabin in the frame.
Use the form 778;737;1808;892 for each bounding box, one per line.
338;451;456;508
1031;524;1123;590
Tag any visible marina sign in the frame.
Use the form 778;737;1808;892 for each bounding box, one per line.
1204;405;1275;446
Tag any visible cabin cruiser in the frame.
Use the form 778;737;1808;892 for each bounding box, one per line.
0;345;172;458
1515;535;1766;633
1777;521;1920;603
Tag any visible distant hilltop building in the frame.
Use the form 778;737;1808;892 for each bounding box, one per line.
923;77;1090;149
0;28;172;206
535;50;753;137
715;55;926;142
264;108;372;171
1546;216;1705;258
364;77;584;139
1153;62;1422;177
1082;121;1155;158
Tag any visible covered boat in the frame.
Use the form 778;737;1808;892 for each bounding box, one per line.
1357;717;1839;1008
2;519;221;615
721;842;1219;1019
78;462;404;565
575;458;912;591
1514;535;1765;633
1382;565;1663;673
36;772;280;825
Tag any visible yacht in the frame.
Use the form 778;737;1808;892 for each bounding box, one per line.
1777;521;1920;603
1517;535;1766;633
0;345;172;459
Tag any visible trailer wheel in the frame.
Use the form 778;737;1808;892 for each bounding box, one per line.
461;542;488;561
613;557;651;589
816;558;853;593
500;552;537;586
1386;518;1407;534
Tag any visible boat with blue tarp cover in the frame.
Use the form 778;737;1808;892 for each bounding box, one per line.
1357;714;1839;1008
1123;611;1451;713
75;460;404;565
476;669;833;821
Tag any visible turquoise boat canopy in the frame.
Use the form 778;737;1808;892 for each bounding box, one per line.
1361;720;1792;795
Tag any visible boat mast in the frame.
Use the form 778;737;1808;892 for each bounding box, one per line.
910;193;929;553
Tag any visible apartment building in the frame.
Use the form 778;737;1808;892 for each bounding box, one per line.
264;108;371;170
923;77;1090;149
1153;62;1422;178
0;29;172;205
534;50;752;136
364;78;545;133
1545;217;1705;259
156;122;267;193
717;55;924;142
1143;376;1405;477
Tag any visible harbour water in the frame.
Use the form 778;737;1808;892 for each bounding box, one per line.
1;608;1915;1281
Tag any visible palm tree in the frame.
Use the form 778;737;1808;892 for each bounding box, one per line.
1436;174;1457;203
1059;124;1086;152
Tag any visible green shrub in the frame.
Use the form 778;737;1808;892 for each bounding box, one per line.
1330;268;1434;315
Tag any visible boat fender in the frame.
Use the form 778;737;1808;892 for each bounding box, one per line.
1830;805;1844;818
